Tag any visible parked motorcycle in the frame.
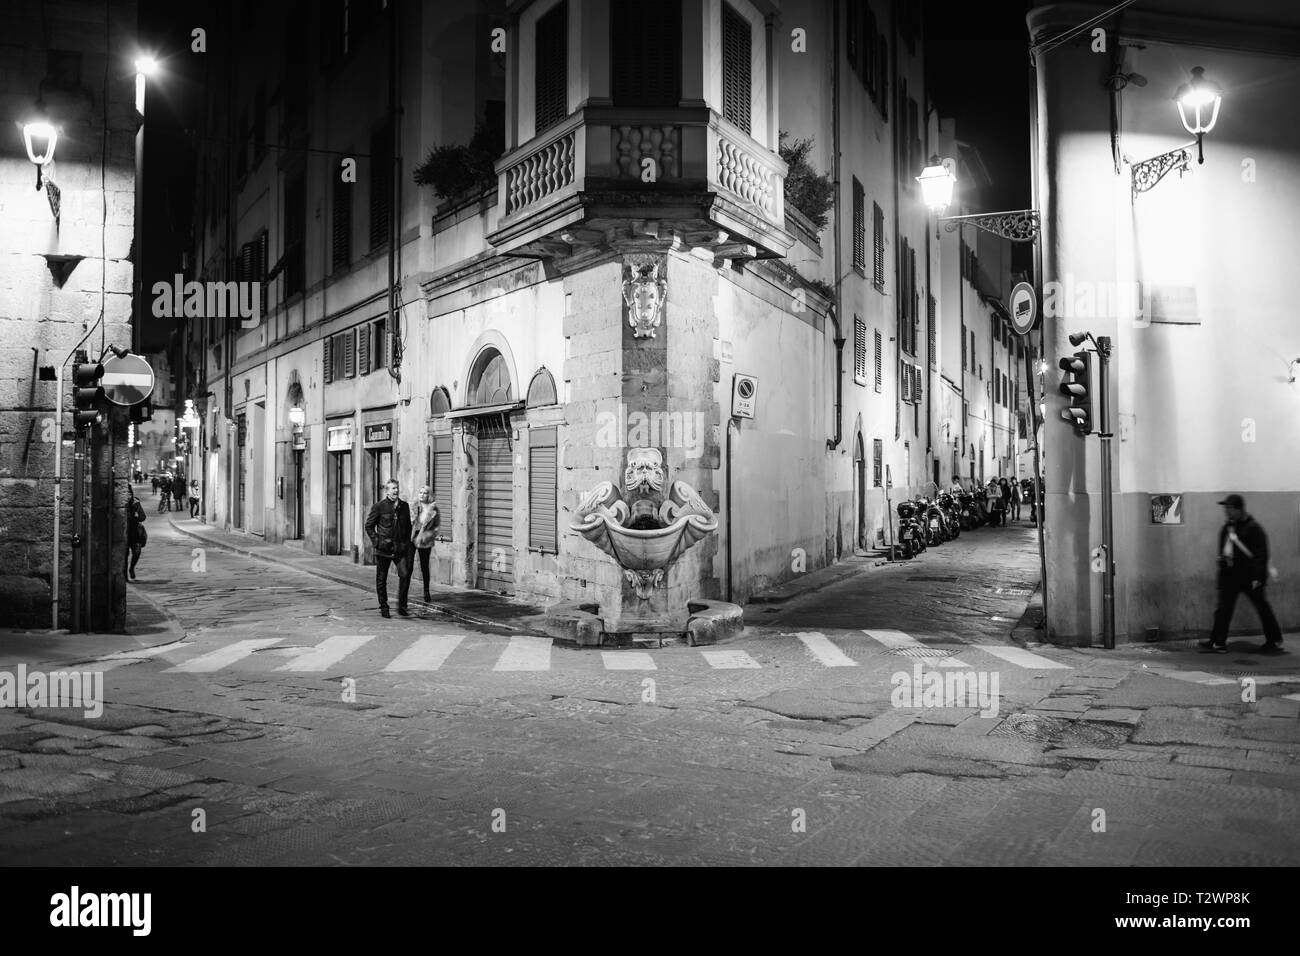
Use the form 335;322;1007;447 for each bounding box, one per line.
937;492;962;540
896;500;924;558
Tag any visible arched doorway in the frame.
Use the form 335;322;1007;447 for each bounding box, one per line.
467;348;516;594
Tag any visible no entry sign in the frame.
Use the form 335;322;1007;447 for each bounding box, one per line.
100;354;155;407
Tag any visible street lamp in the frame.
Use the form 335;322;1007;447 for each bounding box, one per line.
1131;66;1223;197
134;56;157;116
916;157;956;238
1176;66;1222;165
919;157;1041;243
22;102;57;189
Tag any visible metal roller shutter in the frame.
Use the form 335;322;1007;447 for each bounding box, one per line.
529;427;557;551
476;435;514;594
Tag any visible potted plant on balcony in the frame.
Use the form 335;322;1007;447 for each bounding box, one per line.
413;123;506;210
779;132;834;234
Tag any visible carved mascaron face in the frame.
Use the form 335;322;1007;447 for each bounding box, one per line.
624;261;666;337
624;447;665;498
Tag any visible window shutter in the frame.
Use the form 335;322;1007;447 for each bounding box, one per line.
852;180;865;270
721;4;751;133
872;202;885;290
324;336;334;384
872;438;882;487
910;247;919;353
928;295;936;367
373;318;387;370
873;329;882;391
344;328;356;378
914;364;923;402
432;435;453;540
853;317;866;385
358;319;370;374
333;172;351;271
369;122;392;251
611;1;681;107
529;427;558;551
534;1;568;133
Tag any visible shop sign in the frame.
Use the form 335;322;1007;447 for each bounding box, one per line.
364;422;392;447
327;423;353;451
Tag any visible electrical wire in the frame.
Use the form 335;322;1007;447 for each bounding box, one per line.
1030;0;1140;59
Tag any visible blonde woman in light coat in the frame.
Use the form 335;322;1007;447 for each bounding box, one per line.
411;485;441;602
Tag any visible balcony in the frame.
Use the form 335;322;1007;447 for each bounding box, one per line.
486;106;792;263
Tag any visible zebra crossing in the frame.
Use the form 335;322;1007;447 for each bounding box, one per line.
67;629;1077;678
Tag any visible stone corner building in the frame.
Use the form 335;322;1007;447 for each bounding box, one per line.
185;0;1025;621
0;0;138;630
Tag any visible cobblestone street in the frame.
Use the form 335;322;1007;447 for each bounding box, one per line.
2;515;1298;865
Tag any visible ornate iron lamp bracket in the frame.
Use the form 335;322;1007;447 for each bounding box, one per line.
1130;143;1194;199
940;209;1040;243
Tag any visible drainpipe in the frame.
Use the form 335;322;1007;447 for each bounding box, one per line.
387;0;403;384
726;418;736;602
826;0;843;452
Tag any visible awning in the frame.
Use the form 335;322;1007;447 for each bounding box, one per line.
443;401;525;419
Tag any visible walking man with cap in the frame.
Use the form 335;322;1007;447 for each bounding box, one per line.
1201;494;1284;654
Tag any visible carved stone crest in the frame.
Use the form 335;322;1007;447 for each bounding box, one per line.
622;255;666;339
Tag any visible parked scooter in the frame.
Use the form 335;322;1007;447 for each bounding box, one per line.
956;490;982;530
937;492;961;540
920;496;949;546
895;500;924;558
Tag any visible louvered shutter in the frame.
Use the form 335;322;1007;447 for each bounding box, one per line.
852;181;865;270
611;1;681;107
928;295;936;367
369;123;392;251
534;1;568;133
910;247;919;353
873;203;885;289
432;435;452;540
529;427;558;551
853;317;866;384
721;4;751;133
333;173;351;271
914;364;923;402
358;320;370;374
344;328;356;378
873;329;882;391
258;230;269;316
324;336;334;384
374;318;386;369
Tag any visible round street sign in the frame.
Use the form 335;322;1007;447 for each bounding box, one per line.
1009;281;1037;335
100;354;155;407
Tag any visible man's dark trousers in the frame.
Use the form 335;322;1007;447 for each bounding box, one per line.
1211;574;1283;646
376;550;412;612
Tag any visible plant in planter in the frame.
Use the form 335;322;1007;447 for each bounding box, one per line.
412;122;506;203
779;132;834;232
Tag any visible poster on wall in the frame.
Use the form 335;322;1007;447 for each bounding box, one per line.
1150;494;1183;525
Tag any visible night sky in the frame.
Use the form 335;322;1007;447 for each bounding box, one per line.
136;0;1033;351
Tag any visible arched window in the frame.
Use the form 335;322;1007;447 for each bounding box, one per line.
526;367;558;407
430;386;452;417
467;349;512;406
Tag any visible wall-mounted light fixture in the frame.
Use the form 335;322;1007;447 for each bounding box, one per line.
1131;66;1223;198
919;155;1040;243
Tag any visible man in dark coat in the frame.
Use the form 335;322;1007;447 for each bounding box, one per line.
1201;494;1284;654
364;478;413;618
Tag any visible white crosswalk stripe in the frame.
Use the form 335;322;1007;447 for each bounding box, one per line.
383;634;465;672
701;649;760;669
276;634;376;672
493;636;553;671
795;632;857;667
163;638;283;673
82;643;186;672
602;651;656;671
862;629;970;667
977;644;1072;670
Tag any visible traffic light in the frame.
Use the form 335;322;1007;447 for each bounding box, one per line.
1058;350;1093;435
72;362;103;428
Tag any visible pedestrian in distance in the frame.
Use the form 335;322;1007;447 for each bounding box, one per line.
411;485;441;603
173;475;187;512
150;475;159;496
189;480;200;518
1200;494;1284;655
125;484;147;581
157;474;171;513
364;478;413;618
1009;479;1022;521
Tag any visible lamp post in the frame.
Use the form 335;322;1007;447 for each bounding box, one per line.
23;100;61;220
133;55;157;355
